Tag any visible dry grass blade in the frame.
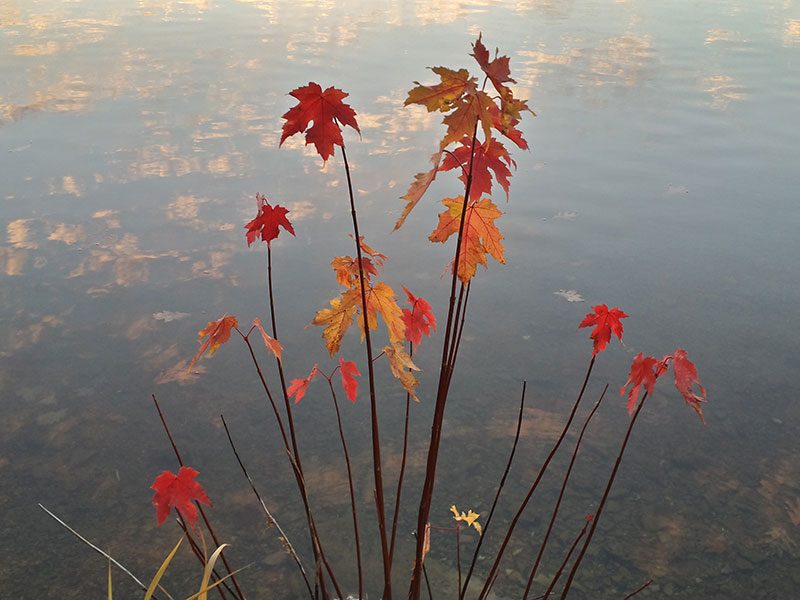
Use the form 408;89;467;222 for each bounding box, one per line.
145;537;184;600
185;564;253;600
108;556;113;600
199;544;230;600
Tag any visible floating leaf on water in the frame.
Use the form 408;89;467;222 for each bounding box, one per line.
554;289;584;302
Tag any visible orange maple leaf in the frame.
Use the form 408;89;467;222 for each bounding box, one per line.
440;89;495;149
394;151;442;230
429;196;505;283
440;137;515;201
252;318;283;361
188;315;238;369
287;364;319;403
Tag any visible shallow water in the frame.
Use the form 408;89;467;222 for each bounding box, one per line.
1;0;799;598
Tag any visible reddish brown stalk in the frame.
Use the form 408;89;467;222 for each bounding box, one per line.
324;377;363;599
236;334;335;599
151;395;245;600
220;414;313;599
388;342;413;565
623;579;653;599
340;143;393;599
409;120;481;600
460;380;527;600
476;356;597;600
266;245;306;473
541;519;589;600
455;525;463;596
445;281;471;392
558;392;651;599
521;385;609;599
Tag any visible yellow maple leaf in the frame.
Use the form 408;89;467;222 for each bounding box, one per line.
384;341;421;400
450;505;482;535
312;290;359;356
429;196;505;283
404;67;476;113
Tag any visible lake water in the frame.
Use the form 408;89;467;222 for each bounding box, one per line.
1;0;799;598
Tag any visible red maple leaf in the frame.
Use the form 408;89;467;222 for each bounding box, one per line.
287;364;319;404
578;304;628;356
671;348;707;423
339;357;360;403
151;466;211;528
245;193;295;246
440;137;515;201
280;82;360;161
619;352;660;414
401;287;437;345
471;34;516;97
188;315;238;369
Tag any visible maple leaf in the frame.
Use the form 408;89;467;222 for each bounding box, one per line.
471;34;516;97
252;318;283;360
339;357;360;402
578;304;628;356
331;255;379;288
440;137;515;201
188;315;238;369
671;348;707;423
402;287;437;346
441;89;495;149
429;196;505;283
488;98;532;150
360;282;407;346
404;67;477;112
394;151;442;230
450;504;482;535
619;352;660;414
312;290;360;356
151;466;212;528
351;235;388;267
287;364;319;403
245;193;295;246
384;342;421;400
280;82;360;161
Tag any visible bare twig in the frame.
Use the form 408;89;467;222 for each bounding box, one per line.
388;342;413;566
542;518;590;599
477;356;597;600
623;579;653;599
522;385;609;599
220;414;313;599
559;393;651;599
151;395;245;600
460;380;527;599
39;504;173;600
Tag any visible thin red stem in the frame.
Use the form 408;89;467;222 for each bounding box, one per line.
542;520;589;599
522;385;609;599
623;579;653;599
408;119;480;600
325;378;363;599
389;342;413;565
340;143;393;599
151;395;245;600
477;356;597;600
460;381;527;599
558;392;651;599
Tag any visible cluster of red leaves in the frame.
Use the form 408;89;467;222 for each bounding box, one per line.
287;359;361;404
395;34;532;285
576;305;707;422
151;466;211;528
401;287;437;345
619;348;707;422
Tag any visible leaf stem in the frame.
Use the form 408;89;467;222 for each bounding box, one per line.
522;385;609;599
340;142;393;600
151;395;245;600
558;392;650;599
476;355;597;600
460;380;527;599
219;414;313;599
388;341;413;566
324;378;363;600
